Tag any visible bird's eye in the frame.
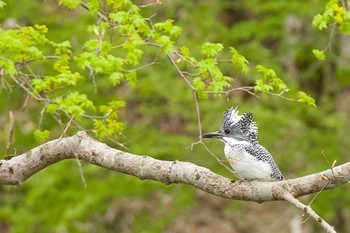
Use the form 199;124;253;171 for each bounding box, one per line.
224;129;231;134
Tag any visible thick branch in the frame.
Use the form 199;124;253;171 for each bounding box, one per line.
0;131;349;203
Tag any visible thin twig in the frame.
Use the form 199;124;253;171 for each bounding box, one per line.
283;192;336;233
60;114;75;139
306;151;348;207
20;94;30;111
167;54;195;90
200;142;237;176
192;91;202;136
59;115;87;187
323;22;338;52
120;52;161;73
80;2;109;22
38;105;47;130
74;152;87;188
106;135;129;150
140;0;162;8
5;111;15;155
307;179;332;207
173;51;198;68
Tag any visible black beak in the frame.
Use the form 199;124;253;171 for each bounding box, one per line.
202;131;223;139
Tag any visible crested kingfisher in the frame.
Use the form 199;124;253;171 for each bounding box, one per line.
202;107;284;181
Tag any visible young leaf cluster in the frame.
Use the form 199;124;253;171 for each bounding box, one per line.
178;42;249;99
255;65;288;93
312;1;350;59
312;0;350;33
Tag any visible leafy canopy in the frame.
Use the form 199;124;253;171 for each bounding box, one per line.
0;0;316;144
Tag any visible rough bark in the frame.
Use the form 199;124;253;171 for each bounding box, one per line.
2;131;345;232
1;131;349;203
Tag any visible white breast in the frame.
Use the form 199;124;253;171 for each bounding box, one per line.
223;140;274;181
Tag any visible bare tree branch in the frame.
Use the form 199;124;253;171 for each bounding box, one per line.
1;131;349;197
1;131;349;232
283;192;336;233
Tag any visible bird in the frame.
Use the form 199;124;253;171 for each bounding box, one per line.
202;107;284;181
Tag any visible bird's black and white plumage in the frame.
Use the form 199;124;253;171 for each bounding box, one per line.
203;107;283;181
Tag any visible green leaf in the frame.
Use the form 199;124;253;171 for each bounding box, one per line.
192;77;207;99
0;59;17;75
55;92;95;119
54;40;72;55
88;0;100;15
255;65;289;93
339;14;350;35
109;72;124;86
27;46;44;60
155;35;174;53
180;46;190;57
256;64;277;79
179;46;197;64
34;129;50;142
312;14;328;30
153;19;183;38
0;1;6;9
93;99;125;140
312;49;325;60
59;0;82;9
197;58;218;75
93;119;124;141
298;91;316;107
125;72;137;86
84;39;99;51
200;42;224;57
254;79;273;92
169;25;182;37
125;48;143;65
46;104;58;114
229;47;249;74
109;12;128;24
32;76;55;95
99;100;126;115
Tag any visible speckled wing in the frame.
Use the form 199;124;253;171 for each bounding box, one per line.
244;144;284;180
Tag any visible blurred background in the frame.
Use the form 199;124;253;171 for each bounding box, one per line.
1;0;350;232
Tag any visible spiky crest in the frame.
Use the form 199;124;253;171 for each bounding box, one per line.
221;107;259;144
221;107;241;128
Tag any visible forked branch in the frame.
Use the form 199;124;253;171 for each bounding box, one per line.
0;131;349;232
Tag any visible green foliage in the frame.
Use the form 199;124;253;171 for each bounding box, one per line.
192;77;207;99
0;59;17;75
109;72;124;86
59;0;82;9
312;0;350;41
197;58;233;94
254;65;288;93
312;1;335;30
153;19;183;38
312;1;350;35
297;91;316;107
94;100;126;140
200;42;224;57
33;129;50;142
88;0;100;15
155;35;175;53
179;46;197;64
312;49;326;60
0;0;6;8
0;25;48;63
229;47;249;74
51;92;95;119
